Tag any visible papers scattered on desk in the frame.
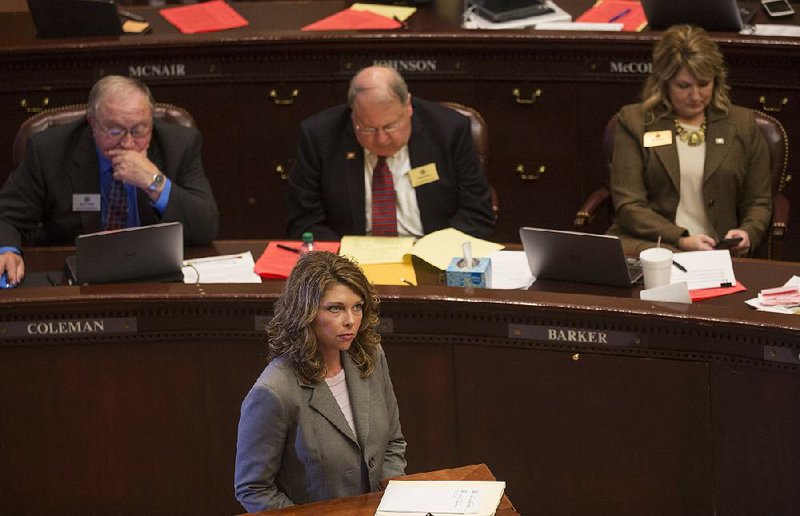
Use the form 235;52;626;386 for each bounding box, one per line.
488;250;534;289
340;236;416;265
746;276;800;314
159;0;248;34
670;250;736;290
376;480;505;516
410;228;504;271
534;21;624;31
463;0;571;30
350;3;416;22
182;252;261;284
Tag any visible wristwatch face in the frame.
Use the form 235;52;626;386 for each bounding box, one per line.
148;174;164;191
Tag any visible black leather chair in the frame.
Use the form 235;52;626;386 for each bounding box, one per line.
573;110;791;260
438;101;499;222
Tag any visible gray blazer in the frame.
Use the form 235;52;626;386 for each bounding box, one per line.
608;103;771;255
234;346;406;512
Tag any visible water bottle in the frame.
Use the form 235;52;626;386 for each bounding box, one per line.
300;232;314;255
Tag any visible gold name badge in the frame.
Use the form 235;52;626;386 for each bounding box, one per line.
408;163;440;187
643;130;673;148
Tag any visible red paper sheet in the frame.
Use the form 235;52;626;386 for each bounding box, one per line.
690;282;747;301
576;0;647;32
302;8;402;31
160;0;248;34
255;241;342;279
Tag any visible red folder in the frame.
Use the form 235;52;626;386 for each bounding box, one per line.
255;241;341;279
576;0;647;32
160;0;248;34
302;8;402;31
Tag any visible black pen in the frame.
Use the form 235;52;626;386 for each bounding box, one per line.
119;9;146;22
672;260;688;273
277;244;300;253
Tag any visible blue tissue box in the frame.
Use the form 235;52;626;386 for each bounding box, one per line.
445;257;491;288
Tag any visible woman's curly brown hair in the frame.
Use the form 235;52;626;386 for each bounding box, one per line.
267;251;381;384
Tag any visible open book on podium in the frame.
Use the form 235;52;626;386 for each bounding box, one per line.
375;479;506;516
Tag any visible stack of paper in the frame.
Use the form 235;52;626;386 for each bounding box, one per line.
376;480;506;516
182;252;262;284
746;276;800;314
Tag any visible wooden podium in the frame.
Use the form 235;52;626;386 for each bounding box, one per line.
240;463;519;515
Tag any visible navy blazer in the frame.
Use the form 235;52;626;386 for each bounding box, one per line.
0;118;219;247
286;97;495;240
234;347;407;512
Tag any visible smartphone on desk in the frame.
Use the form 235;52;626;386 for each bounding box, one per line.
762;0;795;17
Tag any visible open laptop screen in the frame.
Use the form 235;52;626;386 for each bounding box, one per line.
640;0;744;32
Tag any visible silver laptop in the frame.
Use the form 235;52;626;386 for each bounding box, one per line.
640;0;746;32
66;222;184;285
519;227;642;287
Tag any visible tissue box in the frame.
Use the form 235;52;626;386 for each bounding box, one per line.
445;257;491;288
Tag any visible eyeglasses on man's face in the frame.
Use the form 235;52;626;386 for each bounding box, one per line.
353;111;408;136
94;120;152;141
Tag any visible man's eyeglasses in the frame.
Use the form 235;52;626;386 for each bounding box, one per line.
95;121;152;141
353;113;407;136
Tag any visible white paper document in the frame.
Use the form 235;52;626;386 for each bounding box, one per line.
741;24;800;37
640;281;692;304
488;250;534;289
375;480;505;516
181;252;262;284
669;250;736;290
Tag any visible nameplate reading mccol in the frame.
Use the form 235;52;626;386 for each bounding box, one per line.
509;324;638;346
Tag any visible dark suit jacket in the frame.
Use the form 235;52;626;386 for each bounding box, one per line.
234;346;407;512
287;97;495;240
608;103;771;255
0;118;219;248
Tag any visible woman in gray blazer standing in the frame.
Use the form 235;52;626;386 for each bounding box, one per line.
234;251;407;512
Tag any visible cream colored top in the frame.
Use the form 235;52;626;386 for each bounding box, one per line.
325;368;357;438
675;122;716;238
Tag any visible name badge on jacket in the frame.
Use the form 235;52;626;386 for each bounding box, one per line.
643;130;673;148
73;194;101;212
408;163;439;187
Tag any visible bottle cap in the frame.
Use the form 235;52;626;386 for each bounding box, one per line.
301;232;313;243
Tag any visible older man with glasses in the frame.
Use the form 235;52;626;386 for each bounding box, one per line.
0;75;219;286
287;65;494;241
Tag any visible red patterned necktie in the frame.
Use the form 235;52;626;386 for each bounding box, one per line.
371;156;397;236
105;179;128;231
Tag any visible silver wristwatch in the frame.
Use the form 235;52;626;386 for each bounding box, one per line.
147;173;164;192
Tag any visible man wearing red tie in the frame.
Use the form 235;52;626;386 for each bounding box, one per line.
287;66;494;241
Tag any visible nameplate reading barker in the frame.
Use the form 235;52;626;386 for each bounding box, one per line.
0;318;136;339
509;324;638;346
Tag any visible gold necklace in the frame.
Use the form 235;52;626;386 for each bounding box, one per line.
674;118;707;147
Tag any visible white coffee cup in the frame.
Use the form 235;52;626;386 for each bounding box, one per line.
639;247;673;290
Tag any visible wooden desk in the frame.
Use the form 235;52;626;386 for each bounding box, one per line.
1;1;799;259
240;463;518;515
1;244;799;515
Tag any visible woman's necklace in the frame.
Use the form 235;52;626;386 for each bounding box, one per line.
674;118;707;147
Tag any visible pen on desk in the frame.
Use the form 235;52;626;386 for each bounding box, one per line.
277;244;300;253
672;260;688;273
607;8;631;23
119;9;146;22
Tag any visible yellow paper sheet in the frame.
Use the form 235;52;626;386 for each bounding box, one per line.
350;3;417;21
360;257;417;286
408;228;504;270
340;236;416;265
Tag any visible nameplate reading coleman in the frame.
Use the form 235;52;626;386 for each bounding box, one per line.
509;324;638;346
0;318;137;339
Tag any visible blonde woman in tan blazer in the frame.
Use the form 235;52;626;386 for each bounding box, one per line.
608;25;771;256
